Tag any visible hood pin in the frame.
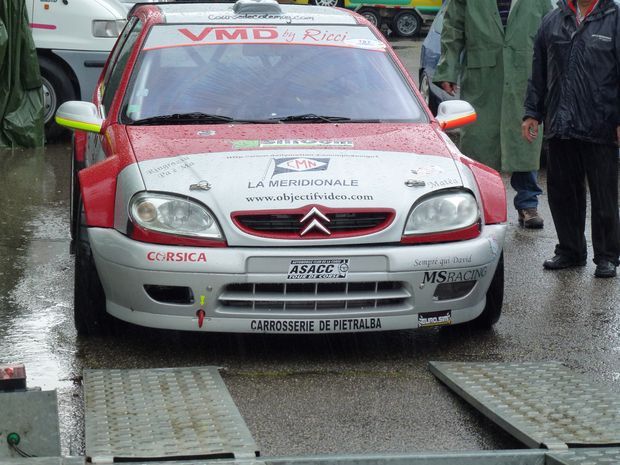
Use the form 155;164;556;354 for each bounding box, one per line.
405;179;426;188
190;181;212;191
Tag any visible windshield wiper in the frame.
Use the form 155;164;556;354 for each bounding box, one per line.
130;112;245;125
269;114;353;123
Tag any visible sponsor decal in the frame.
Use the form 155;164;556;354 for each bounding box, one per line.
232;139;354;149
245;192;373;203
144;156;195;179
413;255;473;269
197;130;216;137
344;38;386;50
273;157;330;175
250;317;382;332
418;310;452;328
287;258;349;280
248;178;358;189
427;178;461;189
179;26;279;42
422;266;487;284
411;165;444;176
205;14;315;21
147;251;207;262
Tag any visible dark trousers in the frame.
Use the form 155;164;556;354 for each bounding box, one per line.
547;139;620;265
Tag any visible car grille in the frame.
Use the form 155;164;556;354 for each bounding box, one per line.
218;281;411;314
233;210;395;239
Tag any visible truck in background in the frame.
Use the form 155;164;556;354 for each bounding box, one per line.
346;0;440;37
26;0;128;140
289;0;441;37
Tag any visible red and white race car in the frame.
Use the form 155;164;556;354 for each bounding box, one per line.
57;0;506;336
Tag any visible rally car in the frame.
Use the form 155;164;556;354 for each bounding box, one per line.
56;0;507;336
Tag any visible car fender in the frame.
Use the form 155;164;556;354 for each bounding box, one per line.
435;128;506;225
462;158;506;225
78;156;120;228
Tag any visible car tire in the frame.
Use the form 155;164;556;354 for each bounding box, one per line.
312;0;343;7
358;8;381;28
419;71;439;115
391;11;422;37
470;252;504;329
39;55;77;142
74;199;114;336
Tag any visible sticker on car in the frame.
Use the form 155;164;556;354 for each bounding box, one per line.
418;310;452;327
287;258;349;280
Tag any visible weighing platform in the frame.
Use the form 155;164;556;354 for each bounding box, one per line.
2;362;620;464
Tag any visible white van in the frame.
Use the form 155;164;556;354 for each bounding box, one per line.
27;0;128;139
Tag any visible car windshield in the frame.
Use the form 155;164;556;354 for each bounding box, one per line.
122;25;426;124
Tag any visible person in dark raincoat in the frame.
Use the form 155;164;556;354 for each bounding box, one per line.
523;0;620;278
434;0;552;229
0;0;44;148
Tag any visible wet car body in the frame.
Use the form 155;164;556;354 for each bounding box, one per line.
59;0;507;335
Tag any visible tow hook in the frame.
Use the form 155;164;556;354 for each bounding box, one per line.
196;309;206;328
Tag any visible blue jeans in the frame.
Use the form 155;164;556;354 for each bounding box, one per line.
510;171;542;210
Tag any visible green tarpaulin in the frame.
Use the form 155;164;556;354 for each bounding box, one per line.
0;0;44;148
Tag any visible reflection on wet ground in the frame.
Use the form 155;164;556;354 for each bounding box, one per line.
0;143;618;457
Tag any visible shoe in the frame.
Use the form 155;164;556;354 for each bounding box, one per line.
518;208;544;229
595;261;617;278
543;254;587;270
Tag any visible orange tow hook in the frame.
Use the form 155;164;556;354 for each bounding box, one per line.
196;309;206;328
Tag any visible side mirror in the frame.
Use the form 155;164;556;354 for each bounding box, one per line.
55;101;103;133
436;100;477;131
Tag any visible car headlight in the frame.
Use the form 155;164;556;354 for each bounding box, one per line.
404;190;479;235
130;193;223;240
92;20;126;38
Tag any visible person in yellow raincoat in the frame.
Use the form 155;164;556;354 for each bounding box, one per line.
433;0;552;228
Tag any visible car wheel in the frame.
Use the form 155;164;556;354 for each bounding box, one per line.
471;252;504;329
419;71;439;115
74;199;114;336
391;11;422;37
358;8;381;27
312;0;342;6
39;56;77;142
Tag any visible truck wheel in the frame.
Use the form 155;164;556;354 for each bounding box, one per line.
471;253;504;329
312;0;343;6
391;11;422;37
358;8;381;27
39;55;77;142
74;199;114;336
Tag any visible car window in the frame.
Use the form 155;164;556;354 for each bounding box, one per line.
122;25;426;123
102;20;143;115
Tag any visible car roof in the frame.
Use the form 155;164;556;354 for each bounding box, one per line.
135;1;359;25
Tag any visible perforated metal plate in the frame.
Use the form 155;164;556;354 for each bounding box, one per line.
429;361;620;450
84;367;258;463
548;448;620;465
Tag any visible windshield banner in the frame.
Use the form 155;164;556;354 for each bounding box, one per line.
144;24;386;51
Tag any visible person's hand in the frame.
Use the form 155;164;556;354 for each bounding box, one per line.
440;82;458;96
522;118;539;143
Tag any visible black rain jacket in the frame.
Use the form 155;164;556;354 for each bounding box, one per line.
524;0;620;145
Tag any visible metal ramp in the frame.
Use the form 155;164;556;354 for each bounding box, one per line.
84;367;259;464
429;361;620;450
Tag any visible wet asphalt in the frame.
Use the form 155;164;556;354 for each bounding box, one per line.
0;38;619;458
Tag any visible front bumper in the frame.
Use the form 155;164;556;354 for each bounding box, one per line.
89;225;506;333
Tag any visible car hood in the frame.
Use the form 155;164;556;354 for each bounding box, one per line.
126;124;467;246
